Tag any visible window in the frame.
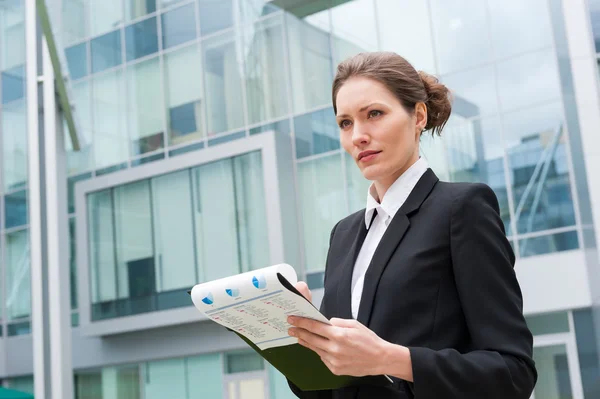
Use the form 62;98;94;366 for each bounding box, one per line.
331;0;378;64
6;229;30;320
125;17;159;61
66;81;94;175
90;0;123;36
62;0;87;46
294;107;339;159
91;30;123;73
1;99;27;190
5;190;27;229
226;352;264;374
161;3;197;49
126;0;156;22
198;0;233;36
0;0;25;71
1;64;24;103
66;42;88;80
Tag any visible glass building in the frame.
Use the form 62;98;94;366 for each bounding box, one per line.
0;0;600;398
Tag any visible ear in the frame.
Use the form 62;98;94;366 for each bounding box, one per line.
414;102;427;134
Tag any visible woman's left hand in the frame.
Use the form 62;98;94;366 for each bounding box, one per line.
287;315;389;377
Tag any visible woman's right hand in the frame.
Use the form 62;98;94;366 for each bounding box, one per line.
295;281;312;303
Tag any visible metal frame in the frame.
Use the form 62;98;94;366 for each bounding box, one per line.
75;130;287;336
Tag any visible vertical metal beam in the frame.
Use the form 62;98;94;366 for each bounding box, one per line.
42;33;74;399
26;0;48;398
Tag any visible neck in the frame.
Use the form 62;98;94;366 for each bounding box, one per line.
373;156;419;202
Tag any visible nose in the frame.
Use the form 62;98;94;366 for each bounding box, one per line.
351;122;370;147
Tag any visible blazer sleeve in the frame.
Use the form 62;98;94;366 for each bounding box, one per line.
287;221;341;399
407;183;537;399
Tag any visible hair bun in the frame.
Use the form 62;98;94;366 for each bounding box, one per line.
418;71;453;136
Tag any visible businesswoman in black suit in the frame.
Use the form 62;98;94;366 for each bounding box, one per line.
286;52;537;399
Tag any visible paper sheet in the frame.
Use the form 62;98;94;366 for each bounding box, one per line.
191;264;331;350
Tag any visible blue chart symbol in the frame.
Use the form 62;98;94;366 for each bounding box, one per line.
226;288;240;298
252;275;267;289
201;292;214;305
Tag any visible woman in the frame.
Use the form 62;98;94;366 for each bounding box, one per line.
286;52;537;399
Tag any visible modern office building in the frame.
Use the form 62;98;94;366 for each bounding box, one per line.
0;0;600;397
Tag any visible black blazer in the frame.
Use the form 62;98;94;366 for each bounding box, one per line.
290;169;537;399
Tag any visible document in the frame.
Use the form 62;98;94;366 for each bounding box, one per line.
190;264;329;350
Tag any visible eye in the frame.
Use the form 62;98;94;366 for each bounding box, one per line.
368;110;383;118
338;119;352;129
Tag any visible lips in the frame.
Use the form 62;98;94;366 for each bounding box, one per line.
358;150;381;161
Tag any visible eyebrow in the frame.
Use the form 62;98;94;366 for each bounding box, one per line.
336;102;386;119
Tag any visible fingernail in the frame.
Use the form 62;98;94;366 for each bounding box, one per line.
288;316;295;324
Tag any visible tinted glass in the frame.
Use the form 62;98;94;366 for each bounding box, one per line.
91;30;123;73
125;17;159;61
161;3;197;49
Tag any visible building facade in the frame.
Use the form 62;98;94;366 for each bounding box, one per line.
0;0;600;398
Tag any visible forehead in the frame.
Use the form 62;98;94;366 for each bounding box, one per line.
335;76;399;114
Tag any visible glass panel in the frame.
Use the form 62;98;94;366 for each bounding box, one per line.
487;0;552;59
503;103;576;235
239;379;266;399
92;69;128;169
376;0;435;73
114;181;154;302
573;308;600;398
268;364;297;399
127;57;164;156
203;30;245;135
91;30;123;73
2;99;27;191
187;354;224;399
445;116;511;232
8;376;34;395
125;17;158;61
207;131;246;146
2;64;25;103
126;0;156;21
62;0;87;46
286;13;333;114
116;366;142;399
90;0;123;36
331;0;378;64
238;0;280;26
249;118;290;136
7;321;30;336
199;0;233;36
5;190;27;229
294;107;339;159
161;3;197;49
0;0;25;71
441;66;498;118
6;229;30;320
151;170;196;292
420;134;450;182
131;152;164;167
66;81;94;175
88;189;117;305
519;231;579;258
243;14;289;125
533;344;573;399
526;311;570;336
193;152;268;282
70;218;78;309
591;0;600;52
226;352;265;374
164;44;205;146
345;151;370;214
496;49;561;113
429;0;491;74
168;141;204;156
144;358;186;399
160;0;187;9
75;371;103;399
298;152;346;272
66;42;88;80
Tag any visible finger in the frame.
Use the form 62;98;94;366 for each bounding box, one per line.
294;281;312;301
330;318;360;328
298;337;329;359
288;316;333;338
290;327;332;352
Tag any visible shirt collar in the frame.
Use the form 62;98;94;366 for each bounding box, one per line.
364;157;429;228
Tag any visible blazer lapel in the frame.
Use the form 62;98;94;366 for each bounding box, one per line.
356;169;439;326
336;211;369;320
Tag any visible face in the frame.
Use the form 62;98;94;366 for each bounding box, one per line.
335;76;427;191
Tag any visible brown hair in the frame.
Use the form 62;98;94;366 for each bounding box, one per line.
332;52;452;136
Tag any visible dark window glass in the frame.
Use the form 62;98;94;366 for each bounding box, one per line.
1;65;25;104
65;42;88;80
294;107;339;158
5;190;27;229
91;30;123;73
125;17;159;61
162;3;197;49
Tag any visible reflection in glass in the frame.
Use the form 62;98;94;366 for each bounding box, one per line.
503;103;576;235
298;152;346;272
496;50;561;113
203;30;245;135
331;0;378;64
376;0;435;73
533;344;574;399
199;0;233;36
444;116;511;231
286;13;333;114
92;69;128;169
5;190;27;229
90;0;123;36
62;0;87;46
519;231;579;258
125;17;159;61
487;0;552;59
243;14;289;125
2;99;27;191
1;64;24;103
66;42;88;80
165;44;205;145
294;107;339;159
6;229;30;320
441;66;498;118
238;0;280;26
66;81;94;175
161;3;197;49
429;0;491;74
127;57;164;156
126;0;156;22
0;0;25;71
91;30;123;73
